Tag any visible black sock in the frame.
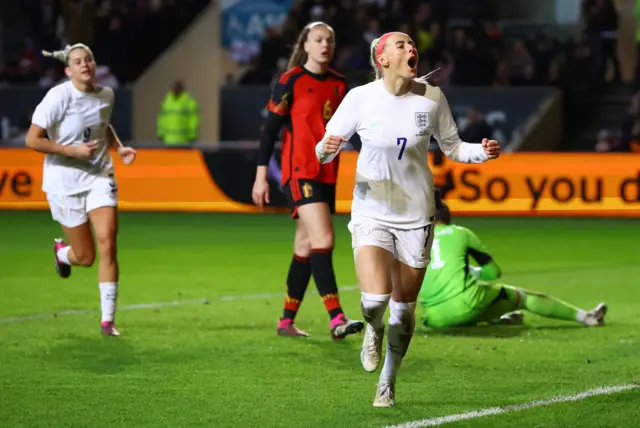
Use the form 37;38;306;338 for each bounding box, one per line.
310;248;344;319
282;255;311;321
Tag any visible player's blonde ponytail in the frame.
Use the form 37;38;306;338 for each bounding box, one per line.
41;49;67;63
369;37;383;80
42;43;94;65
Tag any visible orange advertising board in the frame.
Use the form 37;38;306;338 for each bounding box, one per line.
0;148;282;213
337;151;640;216
1;148;639;217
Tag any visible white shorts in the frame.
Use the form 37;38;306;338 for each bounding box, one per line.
46;177;118;228
348;218;435;269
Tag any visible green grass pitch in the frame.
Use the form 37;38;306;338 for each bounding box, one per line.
0;211;639;428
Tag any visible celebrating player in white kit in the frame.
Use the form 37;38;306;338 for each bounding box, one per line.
316;32;500;407
25;44;137;337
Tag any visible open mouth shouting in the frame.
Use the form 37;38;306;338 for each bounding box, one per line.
407;55;418;72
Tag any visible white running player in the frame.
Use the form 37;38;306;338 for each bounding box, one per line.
315;32;500;407
25;44;137;337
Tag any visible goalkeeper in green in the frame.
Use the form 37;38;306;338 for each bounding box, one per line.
418;202;607;328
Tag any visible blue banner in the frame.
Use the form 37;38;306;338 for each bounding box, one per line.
221;0;293;50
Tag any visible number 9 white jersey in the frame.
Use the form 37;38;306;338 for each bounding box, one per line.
320;78;488;230
32;81;115;196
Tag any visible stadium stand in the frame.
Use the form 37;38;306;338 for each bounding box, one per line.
0;0;211;86
233;0;636;153
238;0;598;90
0;0;634;152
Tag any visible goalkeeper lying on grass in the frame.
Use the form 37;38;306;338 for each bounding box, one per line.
418;201;607;328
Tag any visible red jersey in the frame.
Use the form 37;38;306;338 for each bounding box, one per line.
266;66;347;185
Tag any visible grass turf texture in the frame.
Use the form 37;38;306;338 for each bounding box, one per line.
0;212;639;428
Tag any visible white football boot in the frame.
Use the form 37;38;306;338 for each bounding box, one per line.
373;379;395;408
361;324;384;372
583;302;608;326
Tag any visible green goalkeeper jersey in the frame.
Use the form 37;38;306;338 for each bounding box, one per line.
420;224;500;307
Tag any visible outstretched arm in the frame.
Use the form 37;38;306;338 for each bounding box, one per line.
433;90;500;163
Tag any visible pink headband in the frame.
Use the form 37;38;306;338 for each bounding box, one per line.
375;33;393;66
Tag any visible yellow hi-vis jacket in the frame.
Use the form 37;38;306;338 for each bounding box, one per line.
157;91;200;145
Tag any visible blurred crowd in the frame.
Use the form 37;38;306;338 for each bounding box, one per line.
1;0;636;152
593;0;640;153
236;0;629;152
0;0;210;88
238;0;619;93
0;0;626;95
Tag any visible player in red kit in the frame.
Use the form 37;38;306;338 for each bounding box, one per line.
252;22;364;340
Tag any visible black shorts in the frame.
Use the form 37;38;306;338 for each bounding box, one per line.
283;179;336;219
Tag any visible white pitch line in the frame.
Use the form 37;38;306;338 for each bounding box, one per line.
0;285;360;325
385;383;639;428
1;263;619;326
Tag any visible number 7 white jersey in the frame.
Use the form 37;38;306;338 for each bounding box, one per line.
31;80;115;196
319;78;488;230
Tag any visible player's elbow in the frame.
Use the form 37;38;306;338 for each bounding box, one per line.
25;126;42;149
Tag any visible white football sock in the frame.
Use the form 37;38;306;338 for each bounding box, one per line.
361;292;391;332
576;309;588;324
57;246;71;265
380;300;416;383
99;282;118;323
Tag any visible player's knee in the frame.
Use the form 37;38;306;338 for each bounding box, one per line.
96;236;117;263
293;239;311;258
293;229;311;257
74;248;96;267
308;231;334;250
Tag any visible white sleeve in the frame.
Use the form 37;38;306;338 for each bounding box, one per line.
31;86;65;131
433;90;488;164
316;88;360;164
106;86;115;108
105;87;116;120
